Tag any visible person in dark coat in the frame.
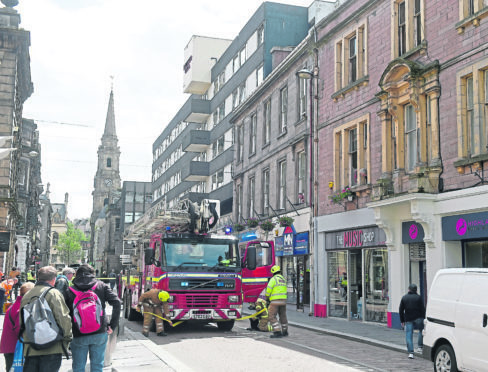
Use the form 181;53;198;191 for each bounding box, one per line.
54;267;75;296
64;264;121;372
399;283;425;359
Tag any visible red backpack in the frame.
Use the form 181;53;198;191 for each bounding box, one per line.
69;284;104;334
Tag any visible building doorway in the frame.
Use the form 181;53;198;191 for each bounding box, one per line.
409;243;427;305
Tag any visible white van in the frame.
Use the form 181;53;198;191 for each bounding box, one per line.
423;268;488;372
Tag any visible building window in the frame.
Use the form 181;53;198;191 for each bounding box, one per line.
52;232;59;246
232;89;238;109
248;177;255;217
392;0;424;58
297;151;306;204
115;218;121;229
233;55;240;73
236;183;243;222
218;102;225;122
257;24;264;46
218;135;225;155
348;128;358;186
240;47;246;67
334;115;370;190
299;76;307;118
263;99;271;145
237;125;244;162
212;169;224;190
262;168;270;215
348;36;357;84
239;84;246;104
278;160;287;210
106;157;112;168
249;113;257;155
280;86;288;133
414;0;422;46
460;0;485;20
125;212;133;223
405;104;418;172
398;1;406;56
335;25;367;91
457;63;488;159
467;76;475;154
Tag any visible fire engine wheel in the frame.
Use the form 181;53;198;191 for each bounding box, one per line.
217;320;235;331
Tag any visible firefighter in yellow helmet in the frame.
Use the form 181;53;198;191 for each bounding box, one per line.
136;289;172;337
266;265;288;338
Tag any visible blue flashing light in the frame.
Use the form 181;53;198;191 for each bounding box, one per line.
241;232;258;242
224;226;232;235
166;226;171;231
216;282;224;287
180;281;189;287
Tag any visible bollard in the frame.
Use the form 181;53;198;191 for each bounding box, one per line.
104;325;118;368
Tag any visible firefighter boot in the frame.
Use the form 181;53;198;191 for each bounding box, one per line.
282;330;289;337
157;332;168;337
270;331;283;338
142;332;149;337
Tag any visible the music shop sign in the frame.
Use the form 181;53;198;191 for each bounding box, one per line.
325;226;386;250
442;211;488;241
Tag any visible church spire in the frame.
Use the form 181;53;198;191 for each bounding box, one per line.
102;87;117;140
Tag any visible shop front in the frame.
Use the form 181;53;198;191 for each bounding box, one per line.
402;221;427;304
325;226;388;323
442;211;488;267
275;226;310;309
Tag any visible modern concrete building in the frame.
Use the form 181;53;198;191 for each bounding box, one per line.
151;2;309;228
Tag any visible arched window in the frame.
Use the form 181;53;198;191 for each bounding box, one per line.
52;232;59;246
107;158;112;168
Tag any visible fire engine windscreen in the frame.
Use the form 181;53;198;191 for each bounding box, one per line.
163;240;240;270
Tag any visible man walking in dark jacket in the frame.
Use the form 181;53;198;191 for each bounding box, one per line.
399;283;425;359
64;264;121;372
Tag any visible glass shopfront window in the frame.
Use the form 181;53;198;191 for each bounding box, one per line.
465;240;488;267
328;251;348;318
364;248;388;323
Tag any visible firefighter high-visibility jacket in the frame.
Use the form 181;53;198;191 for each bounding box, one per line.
255;298;272;332
138;289;169;315
265;274;287;301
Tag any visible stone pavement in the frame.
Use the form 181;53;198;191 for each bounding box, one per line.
248;303;409;353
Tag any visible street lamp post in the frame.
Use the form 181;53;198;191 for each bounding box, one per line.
297;67;318;315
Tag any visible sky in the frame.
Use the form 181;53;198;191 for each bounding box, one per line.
15;0;312;220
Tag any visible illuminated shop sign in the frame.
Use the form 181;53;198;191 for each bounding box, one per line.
402;221;425;244
325;227;386;250
442;211;488;241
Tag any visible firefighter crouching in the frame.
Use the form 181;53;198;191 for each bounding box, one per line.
136;289;172;337
266;265;288;338
255;298;272;332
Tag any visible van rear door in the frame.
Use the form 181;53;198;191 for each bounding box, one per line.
455;271;488;371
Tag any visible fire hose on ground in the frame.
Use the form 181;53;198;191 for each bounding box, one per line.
142;307;266;327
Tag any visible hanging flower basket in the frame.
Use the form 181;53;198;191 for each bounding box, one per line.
233;223;245;232
278;216;294;227
330;186;353;204
247;217;259;228
259;219;275;232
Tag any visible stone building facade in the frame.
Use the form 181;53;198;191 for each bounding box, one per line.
90;89;121;263
227;0;488;329
0;3;33;271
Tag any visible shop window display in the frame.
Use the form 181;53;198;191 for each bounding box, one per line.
364;248;388;323
465;240;488;267
328;251;348;318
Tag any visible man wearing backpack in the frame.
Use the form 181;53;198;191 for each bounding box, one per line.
19;266;72;372
64;264;121;372
54;267;75;296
